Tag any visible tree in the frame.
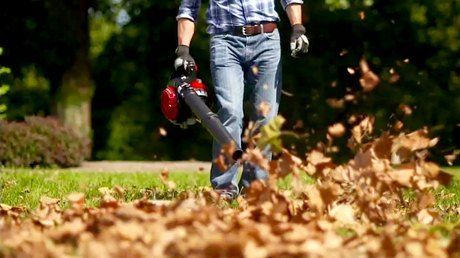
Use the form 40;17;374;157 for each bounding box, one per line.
0;0;94;138
52;0;93;138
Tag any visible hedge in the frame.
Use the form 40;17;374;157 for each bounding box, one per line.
0;116;90;167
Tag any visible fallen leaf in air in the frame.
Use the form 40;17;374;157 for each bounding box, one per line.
328;123;346;138
159;127;167;136
399;104;412;115
347;67;356;75
359;58;380;92
258;101;271;117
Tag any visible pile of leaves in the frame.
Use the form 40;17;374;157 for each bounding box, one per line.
1;116;459;257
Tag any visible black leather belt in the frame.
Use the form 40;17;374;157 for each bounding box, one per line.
230;22;277;36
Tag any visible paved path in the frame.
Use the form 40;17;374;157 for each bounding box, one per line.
69;161;212;173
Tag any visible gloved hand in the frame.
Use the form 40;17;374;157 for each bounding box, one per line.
290;24;309;58
174;45;196;72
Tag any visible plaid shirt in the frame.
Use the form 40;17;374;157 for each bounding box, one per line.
177;0;303;34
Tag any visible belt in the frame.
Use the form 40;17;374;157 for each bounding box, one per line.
230;22;277;36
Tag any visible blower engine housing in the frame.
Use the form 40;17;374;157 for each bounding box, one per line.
161;78;208;127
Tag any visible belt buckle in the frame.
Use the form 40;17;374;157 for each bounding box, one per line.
242;26;249;36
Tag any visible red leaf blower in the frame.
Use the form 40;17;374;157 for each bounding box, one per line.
161;65;243;161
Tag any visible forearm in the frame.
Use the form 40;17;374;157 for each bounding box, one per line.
285;4;302;26
178;19;195;46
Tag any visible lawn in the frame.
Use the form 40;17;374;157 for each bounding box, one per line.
1;167;459;213
0;168;209;208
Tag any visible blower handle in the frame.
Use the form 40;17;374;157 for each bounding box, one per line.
172;64;198;83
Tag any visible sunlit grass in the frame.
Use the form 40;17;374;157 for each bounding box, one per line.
1;167;459;222
0;168;209;209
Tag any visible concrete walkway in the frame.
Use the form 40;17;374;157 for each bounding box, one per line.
69;161;212;173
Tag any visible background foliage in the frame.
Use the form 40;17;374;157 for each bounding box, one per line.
0;117;90;167
0;47;10;119
0;0;458;162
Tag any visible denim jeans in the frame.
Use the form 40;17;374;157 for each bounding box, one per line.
209;29;282;194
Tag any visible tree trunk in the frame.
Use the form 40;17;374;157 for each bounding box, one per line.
56;0;92;139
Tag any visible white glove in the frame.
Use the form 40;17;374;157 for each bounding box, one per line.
290;24;309;58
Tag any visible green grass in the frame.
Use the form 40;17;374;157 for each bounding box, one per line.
435;166;460;222
1;167;459;216
0;167;312;209
0;168;209;208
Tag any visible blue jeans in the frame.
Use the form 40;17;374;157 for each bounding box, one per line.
209;29;282;194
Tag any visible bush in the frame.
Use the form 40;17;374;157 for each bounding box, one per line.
0;116;90;167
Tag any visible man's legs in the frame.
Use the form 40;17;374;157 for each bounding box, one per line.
209;34;245;195
239;29;282;190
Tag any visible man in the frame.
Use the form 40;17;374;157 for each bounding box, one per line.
175;0;309;198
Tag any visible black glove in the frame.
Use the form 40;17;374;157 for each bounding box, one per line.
290;24;309;58
174;45;196;72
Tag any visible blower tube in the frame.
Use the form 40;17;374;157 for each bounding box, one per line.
180;86;243;161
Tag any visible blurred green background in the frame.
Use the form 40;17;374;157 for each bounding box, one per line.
0;0;458;162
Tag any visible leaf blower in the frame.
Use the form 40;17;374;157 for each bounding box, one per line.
161;65;243;161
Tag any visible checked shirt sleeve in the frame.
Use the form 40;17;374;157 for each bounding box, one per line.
280;0;303;10
176;0;202;22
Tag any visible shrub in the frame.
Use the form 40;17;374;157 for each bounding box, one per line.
0;116;90;167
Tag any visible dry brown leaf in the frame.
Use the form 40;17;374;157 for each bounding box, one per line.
326;98;345;109
67;192;85;209
359;58;380;92
328;123;346;138
399;104;413;115
49;218;86;240
40;196;59;206
347;67;356;75
389;68;400;83
329;204;355;224
318;181;341;207
159;127;167;136
0;203;12;211
100;194;120;208
160;167;177;189
258;101;271;117
392;130;438;159
351;116;375;144
394;120;404;131
344;94;355;102
307;149;332;166
244;147;269;171
390;164;415;187
214;154;228;172
270;150;303;178
405;241;424;256
305;185;324;212
293;120;304;130
98;187;112;196
244;241;268;258
444;150;459;165
113;185;125;197
417;209;437;225
417;191;436;210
